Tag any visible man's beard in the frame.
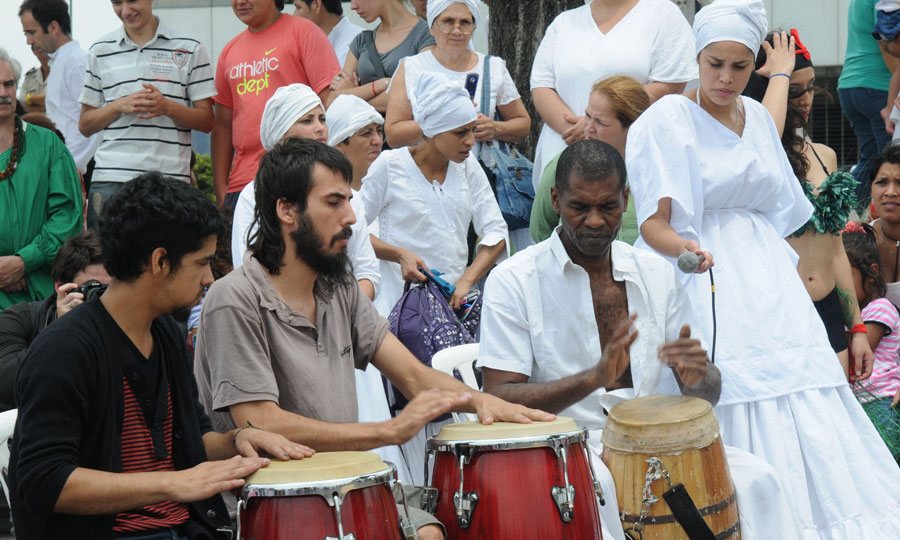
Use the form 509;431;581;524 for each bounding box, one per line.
170;305;193;323
290;212;353;282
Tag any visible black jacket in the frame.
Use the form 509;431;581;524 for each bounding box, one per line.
9;299;229;539
0;294;57;412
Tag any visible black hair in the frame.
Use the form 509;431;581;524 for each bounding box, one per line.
843;222;887;303
250;137;353;275
870;143;900;184
275;0;285;11
555;139;627;195
19;0;72;36
51;231;103;284
98;172;225;282
296;0;342;15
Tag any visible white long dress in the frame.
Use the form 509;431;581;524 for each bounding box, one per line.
359;148;509;317
627;94;900;539
529;0;696;191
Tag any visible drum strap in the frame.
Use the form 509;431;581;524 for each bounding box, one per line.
661;484;716;540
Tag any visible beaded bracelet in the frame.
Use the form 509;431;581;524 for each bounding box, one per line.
769;73;791;81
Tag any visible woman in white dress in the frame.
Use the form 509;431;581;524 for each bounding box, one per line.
361;72;508;317
627;1;900;537
530;0;697;191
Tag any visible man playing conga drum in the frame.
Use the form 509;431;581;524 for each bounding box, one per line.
193;137;553;540
477;140;796;540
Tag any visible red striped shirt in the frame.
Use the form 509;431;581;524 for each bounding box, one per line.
113;378;190;534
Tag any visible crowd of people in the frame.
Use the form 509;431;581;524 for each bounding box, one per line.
3;0;900;539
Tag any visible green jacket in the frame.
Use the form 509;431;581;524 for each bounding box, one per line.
0;122;83;310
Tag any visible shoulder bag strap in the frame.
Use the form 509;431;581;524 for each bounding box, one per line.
480;54;491;116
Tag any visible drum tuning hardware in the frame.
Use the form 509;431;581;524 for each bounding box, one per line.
396;481;420;540
550;437;577;522
324;493;357;540
453;452;479;528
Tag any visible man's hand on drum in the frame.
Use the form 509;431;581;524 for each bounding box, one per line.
167;455;271;502
234;425;315;461
594;313;638;389
472;392;556;426
658;324;709;387
389;388;473;444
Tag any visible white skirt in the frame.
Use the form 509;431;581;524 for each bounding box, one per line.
716;386;900;539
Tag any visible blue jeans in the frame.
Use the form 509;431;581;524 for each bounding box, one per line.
839;87;893;208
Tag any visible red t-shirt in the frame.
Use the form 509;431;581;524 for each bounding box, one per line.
214;15;340;193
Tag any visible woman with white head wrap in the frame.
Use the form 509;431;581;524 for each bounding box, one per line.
384;0;529;157
360;71;508;485
627;1;900;537
327;94;385;189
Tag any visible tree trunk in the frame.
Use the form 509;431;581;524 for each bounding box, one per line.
488;0;585;160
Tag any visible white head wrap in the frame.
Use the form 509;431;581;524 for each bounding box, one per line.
410;72;477;138
693;0;767;56
877;1;900;13
426;0;481;31
259;83;323;151
326;94;384;147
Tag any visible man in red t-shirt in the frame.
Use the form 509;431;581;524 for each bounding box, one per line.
211;0;340;209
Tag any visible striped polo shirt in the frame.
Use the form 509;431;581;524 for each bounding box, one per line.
80;18;216;183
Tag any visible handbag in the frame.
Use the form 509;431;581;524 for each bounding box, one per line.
480;55;536;231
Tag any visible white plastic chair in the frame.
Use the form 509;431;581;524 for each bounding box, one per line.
0;409;17;510
430;344;481;423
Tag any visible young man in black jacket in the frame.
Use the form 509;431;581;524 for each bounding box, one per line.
0;231;109;412
9;172;313;540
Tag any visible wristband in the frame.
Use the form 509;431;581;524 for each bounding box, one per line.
769;73;791;81
232;421;263;448
25;93;32;106
371;80;377;98
849;324;868;334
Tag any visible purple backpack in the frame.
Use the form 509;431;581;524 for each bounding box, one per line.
385;279;482;415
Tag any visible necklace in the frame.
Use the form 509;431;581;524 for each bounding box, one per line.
0;116;25;182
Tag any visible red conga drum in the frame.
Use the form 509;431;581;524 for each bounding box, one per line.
426;417;604;539
236;451;413;540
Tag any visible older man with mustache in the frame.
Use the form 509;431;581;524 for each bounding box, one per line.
0;48;83;311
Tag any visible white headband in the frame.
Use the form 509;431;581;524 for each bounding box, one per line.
410;71;477;138
326;94;384;147
693;0;767;56
259;83;323;151
426;0;481;31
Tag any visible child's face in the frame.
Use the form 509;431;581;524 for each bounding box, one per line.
851;266;870;307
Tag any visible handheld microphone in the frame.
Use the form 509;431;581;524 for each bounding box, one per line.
677;251;702;273
675;251;717;364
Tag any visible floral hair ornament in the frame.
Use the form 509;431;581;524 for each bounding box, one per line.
843;221;867;234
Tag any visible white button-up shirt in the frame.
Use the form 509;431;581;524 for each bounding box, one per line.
47;40;101;173
477;229;701;431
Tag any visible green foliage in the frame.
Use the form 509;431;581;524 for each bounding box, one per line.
193;153;215;202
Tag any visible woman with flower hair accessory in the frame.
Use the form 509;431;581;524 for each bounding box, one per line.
745;29;874;380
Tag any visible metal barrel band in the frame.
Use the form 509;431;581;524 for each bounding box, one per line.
714;520;741;540
619;493;736;524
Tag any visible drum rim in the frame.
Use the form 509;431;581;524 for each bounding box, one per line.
239;463;396;504
426;428;587;453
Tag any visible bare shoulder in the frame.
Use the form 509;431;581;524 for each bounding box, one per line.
810;141;838;170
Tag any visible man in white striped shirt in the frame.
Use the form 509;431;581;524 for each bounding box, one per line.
78;0;216;229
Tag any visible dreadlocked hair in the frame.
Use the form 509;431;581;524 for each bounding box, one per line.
842;222;886;303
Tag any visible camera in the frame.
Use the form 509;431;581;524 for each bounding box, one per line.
68;279;108;301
